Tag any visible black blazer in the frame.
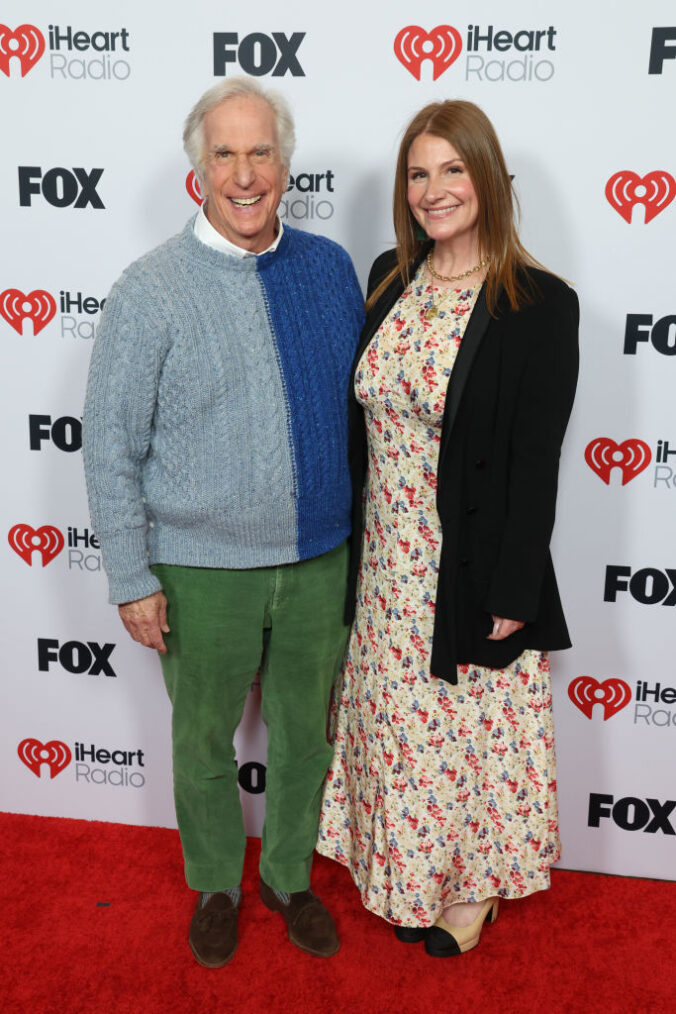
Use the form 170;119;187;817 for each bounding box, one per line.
345;246;579;684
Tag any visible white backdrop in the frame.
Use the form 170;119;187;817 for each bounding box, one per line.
2;0;675;879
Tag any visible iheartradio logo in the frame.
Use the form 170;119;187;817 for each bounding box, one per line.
8;523;65;566
18;738;72;778
605;170;676;224
186;170;203;206
394;25;462;81
585;437;652;485
568;676;631;721
0;24;45;77
0;288;56;336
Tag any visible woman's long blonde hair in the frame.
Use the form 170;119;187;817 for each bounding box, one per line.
367;100;542;314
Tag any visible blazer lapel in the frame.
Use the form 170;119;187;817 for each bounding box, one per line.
438;283;493;458
353;247;493;456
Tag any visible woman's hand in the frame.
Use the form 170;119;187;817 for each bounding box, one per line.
487;615;524;641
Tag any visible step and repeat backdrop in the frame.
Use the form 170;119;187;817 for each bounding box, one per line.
2;1;675;880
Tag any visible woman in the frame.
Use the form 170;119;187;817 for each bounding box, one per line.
317;100;579;957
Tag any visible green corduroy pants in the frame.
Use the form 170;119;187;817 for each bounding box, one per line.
153;541;348;893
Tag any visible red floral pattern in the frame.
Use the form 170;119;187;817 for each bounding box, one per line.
317;268;560;926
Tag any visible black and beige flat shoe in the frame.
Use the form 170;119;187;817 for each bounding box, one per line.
425;897;499;958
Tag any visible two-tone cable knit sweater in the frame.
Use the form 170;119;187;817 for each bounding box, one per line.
82;218;364;604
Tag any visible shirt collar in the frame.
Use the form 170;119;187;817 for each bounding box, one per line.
194;202;284;258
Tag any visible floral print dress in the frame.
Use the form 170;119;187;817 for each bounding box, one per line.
317;265;561;926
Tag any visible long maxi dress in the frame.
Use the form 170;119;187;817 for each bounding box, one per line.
317;265;561;927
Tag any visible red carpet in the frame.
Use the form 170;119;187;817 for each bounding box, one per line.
1;811;673;1013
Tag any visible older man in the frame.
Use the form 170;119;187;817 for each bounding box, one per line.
83;77;363;967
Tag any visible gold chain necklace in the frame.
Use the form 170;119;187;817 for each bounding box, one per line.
423;253;487;322
426;251;489;283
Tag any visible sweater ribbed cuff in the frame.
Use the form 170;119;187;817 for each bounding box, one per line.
99;527;163;605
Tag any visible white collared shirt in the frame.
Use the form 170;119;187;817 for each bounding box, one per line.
193;202;284;257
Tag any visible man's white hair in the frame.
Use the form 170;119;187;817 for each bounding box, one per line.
183;76;296;180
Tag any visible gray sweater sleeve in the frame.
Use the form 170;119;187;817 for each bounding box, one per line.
82;276;167;604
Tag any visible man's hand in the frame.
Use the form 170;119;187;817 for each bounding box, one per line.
486;615;525;641
118;591;170;654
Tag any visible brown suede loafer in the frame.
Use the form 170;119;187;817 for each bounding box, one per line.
259;880;339;957
189;892;239;968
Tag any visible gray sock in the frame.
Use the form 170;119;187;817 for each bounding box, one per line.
272;889;291;905
200;886;242;908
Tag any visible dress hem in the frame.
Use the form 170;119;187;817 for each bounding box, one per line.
316;842;560;926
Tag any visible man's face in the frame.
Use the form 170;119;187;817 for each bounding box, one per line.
200;96;287;253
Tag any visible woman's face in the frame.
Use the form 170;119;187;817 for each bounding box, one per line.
407;133;479;249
